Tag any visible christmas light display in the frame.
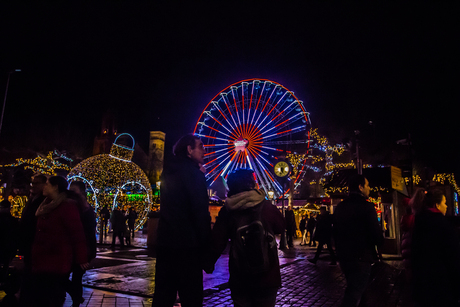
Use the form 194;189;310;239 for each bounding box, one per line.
0;151;71;175
67;133;153;230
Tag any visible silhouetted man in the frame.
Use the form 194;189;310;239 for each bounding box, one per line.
18;174;47;306
309;206;336;265
152;134;211;307
285;205;296;248
333;175;384;307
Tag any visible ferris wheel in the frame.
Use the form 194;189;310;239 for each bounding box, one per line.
194;78;311;198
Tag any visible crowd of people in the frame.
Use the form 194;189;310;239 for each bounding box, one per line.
1;133;459;307
0;174;140;307
152;133;460;307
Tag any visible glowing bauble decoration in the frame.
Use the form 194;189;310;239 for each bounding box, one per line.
67;133;153;230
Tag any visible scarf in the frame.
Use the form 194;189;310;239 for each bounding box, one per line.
427;207;442;214
35;192;67;217
225;189;266;211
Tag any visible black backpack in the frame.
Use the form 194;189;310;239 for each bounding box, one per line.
230;201;277;275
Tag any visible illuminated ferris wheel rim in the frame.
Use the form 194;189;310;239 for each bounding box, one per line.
194;78;311;198
194;78;309;132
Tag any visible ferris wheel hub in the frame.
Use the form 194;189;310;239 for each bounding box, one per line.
234;137;249;152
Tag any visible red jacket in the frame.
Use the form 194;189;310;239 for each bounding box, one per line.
32;199;87;274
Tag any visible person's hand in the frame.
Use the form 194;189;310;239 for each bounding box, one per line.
80;262;90;270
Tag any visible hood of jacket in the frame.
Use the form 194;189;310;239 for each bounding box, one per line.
225;189;266;211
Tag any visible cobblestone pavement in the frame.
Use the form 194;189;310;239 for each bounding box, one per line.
1;232;411;306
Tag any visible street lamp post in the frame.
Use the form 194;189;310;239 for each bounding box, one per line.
0;69;21;139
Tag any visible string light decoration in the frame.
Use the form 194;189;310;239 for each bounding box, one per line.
433;173;460;196
0;151;71;175
67;133;153;231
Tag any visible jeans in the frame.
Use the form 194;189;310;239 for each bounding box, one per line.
339;260;372;307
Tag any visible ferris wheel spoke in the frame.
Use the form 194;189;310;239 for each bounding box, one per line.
230;86;243;127
198;122;234;139
204;111;238;139
261;125;306;141
256;91;289;131
204;149;233;168
253;85;278;128
260;112;305;136
221;93;241;135
205;146;232;157
268;99;303;128
250;81;267;126
206;151;236;181
195;133;232;143
209;103;240;138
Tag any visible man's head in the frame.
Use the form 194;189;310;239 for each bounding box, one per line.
173;134;205;164
30;174;47;196
69;181;86;196
348;174;370;198
319;206;328;215
226;169;256;197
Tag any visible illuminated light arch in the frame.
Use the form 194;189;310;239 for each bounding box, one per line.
113;180;152;229
194;78;311;198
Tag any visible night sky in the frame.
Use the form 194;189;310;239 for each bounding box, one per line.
1;3;459;176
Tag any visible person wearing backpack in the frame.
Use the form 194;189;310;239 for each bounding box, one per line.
208;169;285;307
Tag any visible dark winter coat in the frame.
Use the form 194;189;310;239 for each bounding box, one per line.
81;207;97;261
32;198;87;274
306;216;316;232
313;212;333;242
19;193;45;261
210;191;285;290
156;156;211;250
400;213;414;271
0;204;19;263
128;210;137;227
333;193;384;262
299;218;307;232
111;209;126;232
285;209;296;235
411;208;460;305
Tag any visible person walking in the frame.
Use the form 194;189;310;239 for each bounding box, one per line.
18;174;47;306
127;207;138;239
0;200;19;286
99;205;110;239
208;169;285;307
299;215;307;246
333;174;384;307
111;206;126;249
29;176;88;307
152;134;212;307
66;181;97;307
285;205;296;249
411;190;460;306
400;189;425;288
308;206;336;265
306;213;317;247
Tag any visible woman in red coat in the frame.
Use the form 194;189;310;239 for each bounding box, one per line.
30;176;88;307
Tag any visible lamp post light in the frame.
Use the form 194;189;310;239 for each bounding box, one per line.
267;190;274;205
0;69;21;139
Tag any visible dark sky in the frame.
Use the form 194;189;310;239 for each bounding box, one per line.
1;3;459;176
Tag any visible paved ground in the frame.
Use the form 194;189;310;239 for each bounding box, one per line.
1;232;412;306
